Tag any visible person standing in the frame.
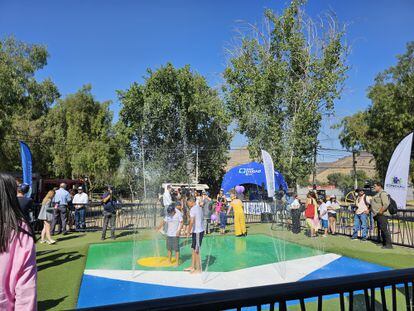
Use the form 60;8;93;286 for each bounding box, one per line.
17;183;33;224
218;197;228;234
73;186;89;232
227;193;247;237
351;189;370;241
0;173;37;310
202;191;212;234
318;198;329;237
370;182;392;249
185;197;204;274
67;189;76;231
101;186;116;240
156;204;183;266
51;183;72;235
290;195;301;234
326;195;340;235
163;185;173;211
217;189;226;202
37;190;56;244
305;192;319;237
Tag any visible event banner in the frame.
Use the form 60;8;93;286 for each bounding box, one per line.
261;149;275;198
19;141;33;197
243;202;272;215
384;132;413;209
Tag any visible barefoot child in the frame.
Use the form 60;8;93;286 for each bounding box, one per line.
185;197;204;274
157;204;183;266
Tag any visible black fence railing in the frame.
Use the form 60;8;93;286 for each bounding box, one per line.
77;267;414;311
273;206;414;248
31;201;414;248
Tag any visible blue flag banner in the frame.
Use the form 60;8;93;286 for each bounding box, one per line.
19;141;33;197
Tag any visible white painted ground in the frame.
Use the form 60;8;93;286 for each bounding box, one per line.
84;253;340;290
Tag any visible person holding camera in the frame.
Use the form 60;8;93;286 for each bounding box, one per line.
101;186;116;240
351;189;370;241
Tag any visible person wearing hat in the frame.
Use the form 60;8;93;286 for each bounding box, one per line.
51;183;72;235
326;195;340;235
72;186;89;231
351;189;370;241
156;204;183;266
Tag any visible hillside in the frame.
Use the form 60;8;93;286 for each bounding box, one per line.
315;152;377;183
225;149;377;184
226;148;252;171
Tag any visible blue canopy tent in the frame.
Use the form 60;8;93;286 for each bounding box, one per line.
221;162;288;194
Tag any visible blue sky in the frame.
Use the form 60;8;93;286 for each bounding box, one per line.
1;0;413;159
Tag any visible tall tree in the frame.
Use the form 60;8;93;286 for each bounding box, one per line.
118;63;231;196
44;85;121;191
0;37;59;172
337;42;414;181
223;0;347;186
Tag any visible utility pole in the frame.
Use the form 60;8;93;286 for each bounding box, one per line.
312;142;318;185
141;136;147;200
195;146;199;184
352;150;358;190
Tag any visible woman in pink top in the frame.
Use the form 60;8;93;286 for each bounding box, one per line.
0;173;37;311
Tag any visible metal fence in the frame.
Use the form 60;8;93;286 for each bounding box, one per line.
273;206;414;248
32;201;414;248
78;267;414;311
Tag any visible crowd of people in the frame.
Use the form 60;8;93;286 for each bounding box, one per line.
0;170;398;309
290;181;393;249
158;185;247;272
161;185;247;238
16;181;119;243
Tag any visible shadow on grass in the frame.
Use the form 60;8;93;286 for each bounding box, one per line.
37;251;84;271
36;249;58;257
116;231;135;238
57;233;86;242
38;296;67;311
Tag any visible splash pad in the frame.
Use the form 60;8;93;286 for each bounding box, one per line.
137;256;178;267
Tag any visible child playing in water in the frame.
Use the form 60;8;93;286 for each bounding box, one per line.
185;197;204;274
157;204;183;266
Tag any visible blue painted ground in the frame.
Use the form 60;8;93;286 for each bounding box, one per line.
300;256;391;281
77;274;213;308
77;256;390;309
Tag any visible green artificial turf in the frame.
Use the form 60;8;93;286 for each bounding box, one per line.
36;223;414;310
85;234;323;272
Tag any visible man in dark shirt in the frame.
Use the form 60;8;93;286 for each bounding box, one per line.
101;186;116;240
17;183;33;223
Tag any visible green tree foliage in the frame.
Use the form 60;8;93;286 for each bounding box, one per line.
0;37;59;172
327;170;367;192
118;63;231;196
223;0;347;186
44;85;120;190
336;112;368;152
337;42;414;180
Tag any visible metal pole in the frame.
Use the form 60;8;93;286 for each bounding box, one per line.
141;137;147;200
352;150;358;190
195;146;199;184
312;142;318;185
